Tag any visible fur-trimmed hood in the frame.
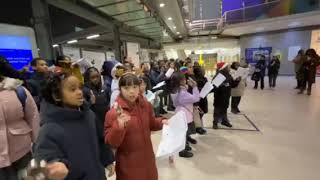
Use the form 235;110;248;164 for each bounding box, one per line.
0;77;23;91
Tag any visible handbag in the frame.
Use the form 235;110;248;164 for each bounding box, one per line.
251;72;260;81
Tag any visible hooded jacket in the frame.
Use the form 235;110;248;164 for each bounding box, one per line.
33;101;114;180
0;77;39;168
105;95;164;180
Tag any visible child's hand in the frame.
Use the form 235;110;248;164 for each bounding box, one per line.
90;90;96;104
106;164;115;177
114;103;130;128
187;78;197;88
46;162;69;180
118;113;130;129
162;119;169;125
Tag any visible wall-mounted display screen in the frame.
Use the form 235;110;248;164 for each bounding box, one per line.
0;35;33;70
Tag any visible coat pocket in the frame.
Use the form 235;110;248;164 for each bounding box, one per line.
8;121;32;135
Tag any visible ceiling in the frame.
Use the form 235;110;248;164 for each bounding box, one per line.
222;10;320;36
80;0;172;41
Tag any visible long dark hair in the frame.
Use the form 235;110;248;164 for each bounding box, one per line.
168;72;186;94
305;49;319;58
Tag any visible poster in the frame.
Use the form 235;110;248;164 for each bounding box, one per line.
288;46;301;61
245;47;272;64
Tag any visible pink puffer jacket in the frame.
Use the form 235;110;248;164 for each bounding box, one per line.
0;78;40;168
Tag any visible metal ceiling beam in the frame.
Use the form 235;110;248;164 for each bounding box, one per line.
47;0;115;29
111;9;144;17
53;26;110;44
95;0;132;8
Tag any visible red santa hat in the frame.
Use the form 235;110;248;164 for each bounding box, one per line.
216;62;228;70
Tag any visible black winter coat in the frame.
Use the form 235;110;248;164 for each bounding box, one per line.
26;72;46;109
33;101;114;180
212;70;239;109
194;75;208;114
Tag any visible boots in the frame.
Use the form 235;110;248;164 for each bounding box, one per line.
221;121;233;128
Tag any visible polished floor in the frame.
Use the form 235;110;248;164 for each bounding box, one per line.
111;76;320;180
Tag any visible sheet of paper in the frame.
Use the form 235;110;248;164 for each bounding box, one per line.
212;73;226;87
152;81;166;90
235;67;250;79
165;68;175;78
156;111;188;159
200;82;214;98
288;46;301;61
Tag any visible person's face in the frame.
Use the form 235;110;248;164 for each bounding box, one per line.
180;77;187;86
89;70;101;87
139;81;147;93
33;60;48;73
61;76;84;109
187;64;194;75
58;57;72;68
170;62;175;69
120;84;140;103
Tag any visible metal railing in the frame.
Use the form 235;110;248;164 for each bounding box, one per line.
219;0;320;28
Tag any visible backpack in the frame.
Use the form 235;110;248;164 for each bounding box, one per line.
15;86;27;112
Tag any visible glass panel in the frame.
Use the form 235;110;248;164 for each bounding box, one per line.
140;28;162;33
82;0;125;7
125;17;156;26
135;23;161;30
98;1;142;16
112;10;148;21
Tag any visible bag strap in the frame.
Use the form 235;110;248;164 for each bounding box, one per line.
15;86;27;112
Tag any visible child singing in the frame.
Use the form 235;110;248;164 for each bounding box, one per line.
104;73;168;180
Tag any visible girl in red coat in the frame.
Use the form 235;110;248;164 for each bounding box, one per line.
104;73;168;180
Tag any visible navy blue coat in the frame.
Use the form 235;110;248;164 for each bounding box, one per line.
33;101;114;180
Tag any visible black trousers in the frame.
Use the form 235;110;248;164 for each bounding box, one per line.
268;74;278;87
213;107;228;124
231;96;241;110
0;153;31;180
254;76;264;89
300;80;313;92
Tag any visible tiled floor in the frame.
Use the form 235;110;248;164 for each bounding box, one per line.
111;76;320;180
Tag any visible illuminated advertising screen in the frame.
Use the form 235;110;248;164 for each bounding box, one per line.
0;35;33;70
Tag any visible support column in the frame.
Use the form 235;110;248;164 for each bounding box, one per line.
113;25;122;62
31;0;54;61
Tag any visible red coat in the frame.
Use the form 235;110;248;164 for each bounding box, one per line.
104;94;163;180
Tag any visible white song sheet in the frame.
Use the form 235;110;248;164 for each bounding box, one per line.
165;68;175;78
234;67;250;79
212;73;226;87
156;111;188;159
200;82;214;98
152;81;166;90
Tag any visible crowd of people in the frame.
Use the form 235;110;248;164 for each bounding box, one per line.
0;48;319;180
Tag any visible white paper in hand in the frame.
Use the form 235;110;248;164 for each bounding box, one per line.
165;68;175;78
152;81;166;90
200;82;214;98
156;111;188;159
212;73;226;87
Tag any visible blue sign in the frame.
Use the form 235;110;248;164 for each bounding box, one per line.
0;35;33;70
245;47;272;64
0;49;33;70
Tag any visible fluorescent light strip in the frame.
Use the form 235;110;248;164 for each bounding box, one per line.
86;34;100;39
67;40;78;44
52;44;59;48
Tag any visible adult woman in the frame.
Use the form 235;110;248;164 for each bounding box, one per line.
299;49;320;95
268;56;281;88
292;50;306;89
230;62;246;114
